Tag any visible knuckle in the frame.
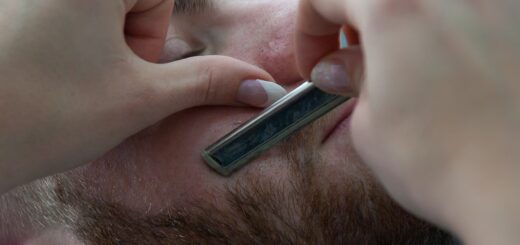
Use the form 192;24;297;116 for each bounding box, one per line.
194;57;230;104
200;65;216;104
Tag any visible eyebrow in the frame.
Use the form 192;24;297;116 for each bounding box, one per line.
173;0;212;14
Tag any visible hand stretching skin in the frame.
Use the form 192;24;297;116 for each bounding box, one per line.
0;0;284;194
296;0;520;244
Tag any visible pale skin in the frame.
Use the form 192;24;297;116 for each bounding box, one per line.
296;0;520;244
0;0;279;194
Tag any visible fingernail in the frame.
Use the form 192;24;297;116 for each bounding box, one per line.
237;79;287;107
311;59;350;94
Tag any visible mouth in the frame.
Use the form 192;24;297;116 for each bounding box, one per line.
321;98;358;143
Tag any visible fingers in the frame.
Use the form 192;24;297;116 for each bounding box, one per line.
124;0;174;62
122;56;287;127
311;46;364;97
296;0;363;78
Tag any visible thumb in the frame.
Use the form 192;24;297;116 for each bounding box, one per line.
124;55;287;127
311;46;364;97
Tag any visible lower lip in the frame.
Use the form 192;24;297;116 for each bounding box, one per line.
322;99;357;143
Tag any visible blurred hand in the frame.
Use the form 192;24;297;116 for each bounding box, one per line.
296;0;520;243
0;0;284;194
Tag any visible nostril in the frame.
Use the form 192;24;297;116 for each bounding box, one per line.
342;26;360;46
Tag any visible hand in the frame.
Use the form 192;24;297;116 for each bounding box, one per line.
296;0;520;243
0;0;284;194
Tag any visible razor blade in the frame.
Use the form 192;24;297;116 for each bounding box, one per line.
202;81;350;176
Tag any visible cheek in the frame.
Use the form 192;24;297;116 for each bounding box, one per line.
71;108;261;214
257;28;298;83
218;7;300;84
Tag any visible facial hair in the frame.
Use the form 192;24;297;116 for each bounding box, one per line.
50;121;458;244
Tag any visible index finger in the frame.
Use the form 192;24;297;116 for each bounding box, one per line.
295;0;363;78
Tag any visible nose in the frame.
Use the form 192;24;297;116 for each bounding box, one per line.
253;41;302;86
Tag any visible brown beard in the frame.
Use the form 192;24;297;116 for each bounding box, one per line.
58;176;456;245
50;124;458;245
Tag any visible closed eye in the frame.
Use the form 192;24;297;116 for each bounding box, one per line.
178;48;205;60
159;38;206;63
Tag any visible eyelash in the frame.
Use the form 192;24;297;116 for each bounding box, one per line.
178;48;205;60
160;37;206;63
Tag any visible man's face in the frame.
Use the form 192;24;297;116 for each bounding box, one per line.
2;0;455;243
74;0;360;213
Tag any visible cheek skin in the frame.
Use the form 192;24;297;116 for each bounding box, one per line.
217;2;301;84
71;107;292;214
258;27;299;84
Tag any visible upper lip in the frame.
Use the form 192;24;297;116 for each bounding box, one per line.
320;98;357;143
